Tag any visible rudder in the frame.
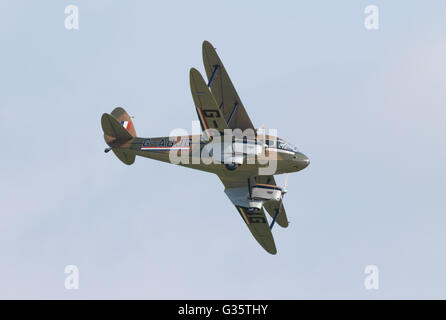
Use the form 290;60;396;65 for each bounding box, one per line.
101;107;137;165
111;107;136;137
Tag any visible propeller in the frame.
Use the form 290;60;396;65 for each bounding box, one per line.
270;173;289;230
260;124;265;140
282;173;289;194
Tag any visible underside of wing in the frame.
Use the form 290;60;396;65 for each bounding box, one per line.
202;41;255;131
218;174;287;254
190;68;229;135
219;174;289;229
235;206;277;255
255;175;289;228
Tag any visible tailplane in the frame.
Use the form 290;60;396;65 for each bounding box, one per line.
101;107;136;165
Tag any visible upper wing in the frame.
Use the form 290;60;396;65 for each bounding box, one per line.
202;41;255;131
190;68;229;135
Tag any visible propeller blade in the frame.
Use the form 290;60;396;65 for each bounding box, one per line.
271;176;288;230
282;174;289;193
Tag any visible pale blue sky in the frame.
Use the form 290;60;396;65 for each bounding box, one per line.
1;0;445;299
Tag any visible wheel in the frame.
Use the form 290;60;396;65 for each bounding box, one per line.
225;163;239;171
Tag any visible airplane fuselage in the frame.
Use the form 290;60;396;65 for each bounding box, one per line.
108;134;309;177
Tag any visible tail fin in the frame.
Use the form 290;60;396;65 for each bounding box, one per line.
110;107;136;137
101;107;137;165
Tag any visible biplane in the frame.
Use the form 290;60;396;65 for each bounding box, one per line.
101;41;310;254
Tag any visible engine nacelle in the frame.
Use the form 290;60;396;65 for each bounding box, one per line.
224;184;282;211
251;184;282;202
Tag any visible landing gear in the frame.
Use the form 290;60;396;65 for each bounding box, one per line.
225;163;239;171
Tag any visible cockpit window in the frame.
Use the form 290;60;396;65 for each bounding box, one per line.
265;139;276;147
276;139;298;153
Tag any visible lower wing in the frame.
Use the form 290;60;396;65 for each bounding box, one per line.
235;205;277;255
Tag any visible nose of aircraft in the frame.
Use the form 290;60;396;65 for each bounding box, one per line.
294;152;310;169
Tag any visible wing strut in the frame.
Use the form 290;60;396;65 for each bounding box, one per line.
227;101;238;125
270;209;280;230
207;65;219;87
247;177;252;199
270;174;289;230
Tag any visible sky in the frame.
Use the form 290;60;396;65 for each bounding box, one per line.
0;0;445;299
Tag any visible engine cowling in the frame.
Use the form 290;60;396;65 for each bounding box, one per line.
251;184;282;202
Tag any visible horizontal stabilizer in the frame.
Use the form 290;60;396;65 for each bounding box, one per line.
101;113;133;141
101;108;136;166
112;149;135;165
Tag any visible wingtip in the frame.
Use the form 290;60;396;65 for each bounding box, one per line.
202;40;216;55
202;40;213;48
261;241;277;255
189;67;203;80
189;67;201;79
